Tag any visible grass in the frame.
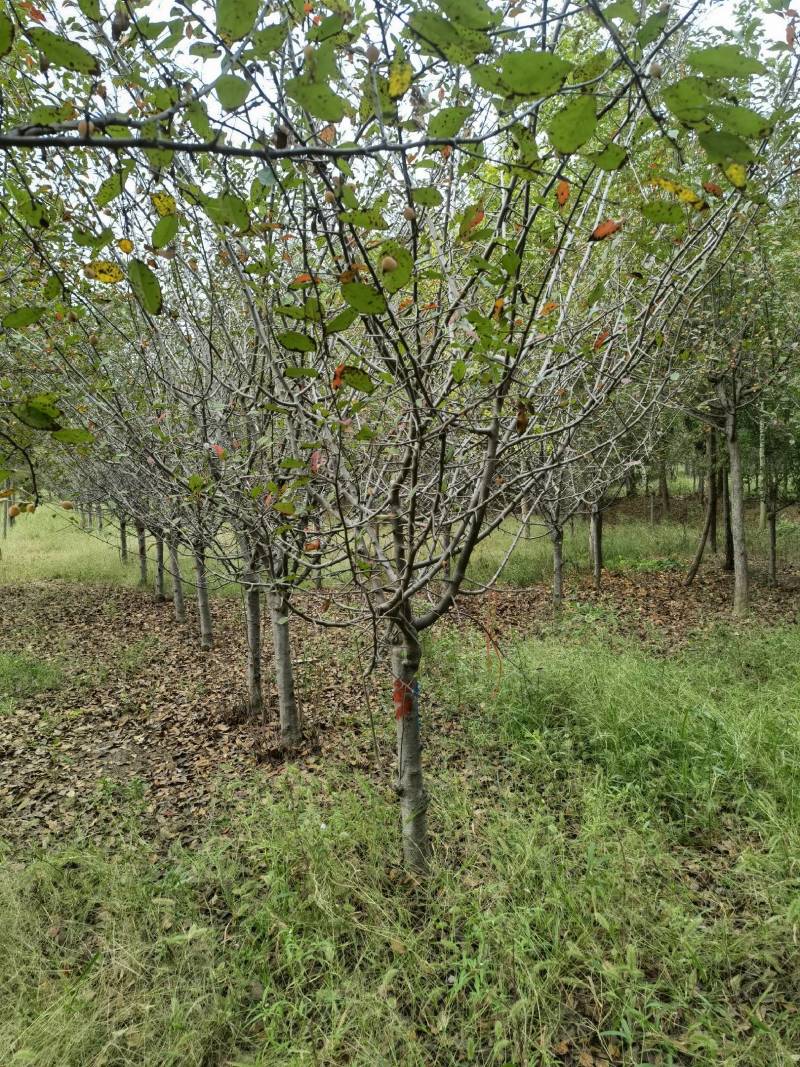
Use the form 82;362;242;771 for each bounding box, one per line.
0;651;63;716
3;623;800;1064
3;499;800;1064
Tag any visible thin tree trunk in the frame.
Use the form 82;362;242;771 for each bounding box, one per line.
659;460;670;520
168;540;186;623
767;508;777;586
590;503;603;590
551;526;563;610
135;521;148;585
759;410;767;530
649;492;655;526
685;494;714;586
119;516;128;562
239;539;263;717
708;432;718;554
194;546;214;650
724;409;749;616
97;505;103;530
268;590;301;747
721;470;734;572
391;627;429;873
154;537;166;601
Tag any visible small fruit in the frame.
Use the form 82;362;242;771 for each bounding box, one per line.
366;43;380;64
324;189;337;204
77;119;95;138
403;205;416;221
8;505;20;519
648;61;663;78
381;254;398;273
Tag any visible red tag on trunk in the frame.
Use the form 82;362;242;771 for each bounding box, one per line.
393;679;414;720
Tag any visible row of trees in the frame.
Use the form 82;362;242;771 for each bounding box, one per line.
1;0;799;868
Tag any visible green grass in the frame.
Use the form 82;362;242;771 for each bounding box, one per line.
0;650;63;716
3;624;800;1065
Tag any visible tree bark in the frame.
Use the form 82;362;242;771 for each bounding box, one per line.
551;526;564;610
723;409;749;616
119;516;128;562
658;460;670;520
684;493;714;586
767;508;777;587
96;505;103;530
391;627;429;873
590;503;603;590
649;492;655;526
135;520;148;585
239;539;263;717
721;470;734;572
268;590;301;747
708;432;718;555
759;410;767;530
194;546;214;650
154;537;166;601
168;540;186;623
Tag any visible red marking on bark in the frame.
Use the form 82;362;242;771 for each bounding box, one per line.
393;679;414;720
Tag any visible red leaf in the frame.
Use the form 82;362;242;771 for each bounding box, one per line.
589;220;623;242
593;329;610;350
556;179;570;207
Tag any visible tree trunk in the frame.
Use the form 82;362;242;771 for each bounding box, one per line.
119;516;128;562
649;493;655;526
590;503;603;591
96;505;103;530
239;539;263;717
154;537;166;601
658;460;670;520
724;410;749;616
767;508;777;587
684;493;714;586
268;590;301;747
759;410;767;531
135;521;148;585
194;546;214;650
168;540;186;623
708;433;718;555
551;526;563;610
721;470;734;572
391;627;429;873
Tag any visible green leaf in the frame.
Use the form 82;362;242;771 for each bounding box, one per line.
637;11;668;46
152;215;180;249
201;193;250;230
215;75;251;111
249;21;289;57
52;427;94;445
686;44;765;78
274;500;296;515
588;143;627;170
3;307;46;329
95;167;131;207
186;100;214;141
189;43;221;59
428;105;471;140
379;241;413;294
341;282;387;315
711;104;772;139
411;186;443;207
286;78;347;121
434;0;499;31
662;77;714;125
472;51;570;99
641;201;683;224
216;0;259;41
27;28;100;75
277;330;316;352
601;0;638;24
78;0;102;20
698;130;755;164
326;307;359;333
0;12;14;58
407;11;492;65
548;95;597;154
338;208;389;230
388;47;413;99
452;359;466;383
43;275;62;300
341;367;375;394
128;259;163;315
12;396;62;431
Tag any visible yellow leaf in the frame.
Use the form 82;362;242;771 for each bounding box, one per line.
84;260;124;284
388;48;413;99
117;238;134;254
723;162;747;189
151;192;177;217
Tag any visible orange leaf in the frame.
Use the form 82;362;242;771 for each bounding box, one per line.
593;329;610;349
515;402;529;434
702;181;724;197
492;297;505;321
290;272;314;286
319;124;336;144
539;300;559;316
556;179;570;207
332;363;345;390
589;219;622;242
304;539;321;552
